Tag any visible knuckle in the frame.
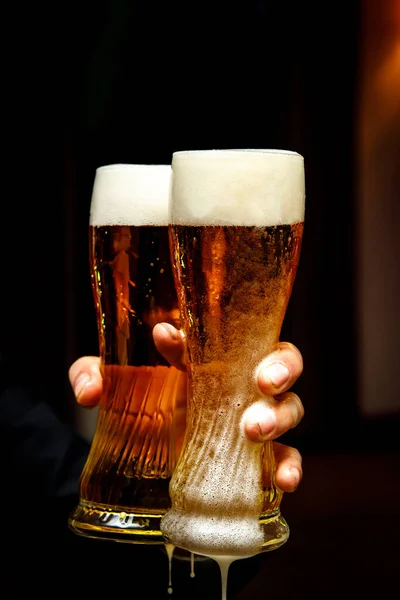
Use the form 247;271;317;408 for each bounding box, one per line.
291;393;305;422
275;392;304;429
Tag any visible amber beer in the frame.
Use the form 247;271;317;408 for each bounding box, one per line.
161;149;305;558
69;164;186;544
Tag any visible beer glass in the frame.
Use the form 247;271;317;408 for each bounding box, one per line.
69;163;186;544
161;149;305;559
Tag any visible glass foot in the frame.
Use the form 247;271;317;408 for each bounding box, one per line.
69;500;166;545
260;511;290;552
161;509;290;557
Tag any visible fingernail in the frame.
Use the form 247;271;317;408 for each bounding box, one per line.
263;362;289;388
74;373;92;402
161;322;179;340
289;467;300;489
257;411;276;439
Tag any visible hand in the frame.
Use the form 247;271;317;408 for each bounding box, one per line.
69;324;304;493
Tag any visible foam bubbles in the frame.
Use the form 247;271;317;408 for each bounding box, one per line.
90;163;172;226
162;510;264;557
171;149;305;226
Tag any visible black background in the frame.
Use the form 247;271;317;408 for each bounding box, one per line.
5;0;364;444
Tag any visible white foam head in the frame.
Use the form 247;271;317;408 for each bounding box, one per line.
170;149;305;226
89;163;172;226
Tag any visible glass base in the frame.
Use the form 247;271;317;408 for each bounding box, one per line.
68;500;166;545
161;509;290;557
69;502;289;554
259;511;290;552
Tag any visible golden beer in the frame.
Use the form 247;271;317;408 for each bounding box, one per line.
69;164;186;544
161;150;305;558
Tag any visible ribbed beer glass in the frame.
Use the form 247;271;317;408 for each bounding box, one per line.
69;164;186;544
161;149;305;558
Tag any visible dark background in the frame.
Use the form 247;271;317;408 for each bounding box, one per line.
6;0;363;442
3;1;399;598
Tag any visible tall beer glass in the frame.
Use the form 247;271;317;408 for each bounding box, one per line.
161;149;305;558
69;164;186;544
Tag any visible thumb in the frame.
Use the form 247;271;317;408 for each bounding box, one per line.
68;356;103;407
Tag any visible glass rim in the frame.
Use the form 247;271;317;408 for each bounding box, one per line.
172;148;303;159
95;163;169;172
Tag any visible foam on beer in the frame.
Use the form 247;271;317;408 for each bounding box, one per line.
170;149;305;226
90;163;172;226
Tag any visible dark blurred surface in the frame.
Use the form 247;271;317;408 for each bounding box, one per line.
2;448;399;599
